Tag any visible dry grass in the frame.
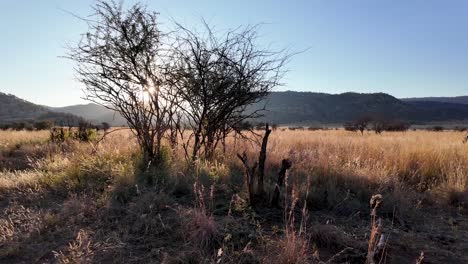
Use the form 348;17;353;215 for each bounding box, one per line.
6;129;465;191
278;198;310;264
229;130;468;209
1;129;468;263
185;183;220;253
0;170;40;190
53;229;95;263
0;130;49;150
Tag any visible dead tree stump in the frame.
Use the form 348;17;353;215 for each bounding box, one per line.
237;123;273;206
271;158;292;207
257;123;272;194
237;152;258;205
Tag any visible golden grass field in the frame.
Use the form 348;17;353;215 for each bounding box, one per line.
0;129;467;263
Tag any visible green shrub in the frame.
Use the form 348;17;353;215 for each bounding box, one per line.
76;122;98;142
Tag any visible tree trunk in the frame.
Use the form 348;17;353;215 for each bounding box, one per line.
192;131;201;162
271;159;292;207
205;134;215;160
142;144;154;168
155;133;163;163
237;152;258;205
257;123;272;194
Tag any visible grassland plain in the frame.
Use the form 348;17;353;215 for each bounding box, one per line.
0;129;467;263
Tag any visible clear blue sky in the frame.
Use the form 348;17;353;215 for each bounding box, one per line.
1;0;468;106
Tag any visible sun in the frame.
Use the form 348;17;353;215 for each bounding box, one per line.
147;85;156;95
140;81;157;102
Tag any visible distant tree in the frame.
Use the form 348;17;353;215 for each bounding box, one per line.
34;120;53;130
344;121;358;132
385;120;410;132
347;116;410;134
371;117;387;134
255;122;267;131
101;122;111;132
271;124;278;131
13;122;26;131
76;121;97;142
25;123;35;131
345;115;379;134
432;126;444;132
355;116;372;135
234;121;254;131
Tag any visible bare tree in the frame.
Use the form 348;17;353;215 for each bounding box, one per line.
344;117;370;134
68;1;174;166
168;21;291;161
354;115;372;135
371;115;387;134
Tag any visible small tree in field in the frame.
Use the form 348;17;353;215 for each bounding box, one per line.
101;122;111;132
385;120;410;132
344;121;357;132
371;117;387;134
355;116;372;135
68;1;174;166
168;22;290;160
34;120;53;130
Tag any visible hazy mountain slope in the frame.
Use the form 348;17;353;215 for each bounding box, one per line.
0;92;48;121
52;104;127;126
402;96;468;105
0;92;83;125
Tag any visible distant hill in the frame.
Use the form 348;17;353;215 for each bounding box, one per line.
51;104;127;126
401;96;468;105
0;92;83;125
252;91;468;125
2;91;468;126
49;91;468;126
251;92;407;124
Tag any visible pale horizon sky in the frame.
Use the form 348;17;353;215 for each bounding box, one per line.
1;0;468;107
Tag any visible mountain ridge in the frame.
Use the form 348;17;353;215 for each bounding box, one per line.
0;92;84;125
2;91;467;126
253;91;468;125
401;96;468;105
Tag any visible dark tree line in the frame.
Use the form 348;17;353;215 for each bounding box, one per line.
68;1;291;166
344;115;410;134
0;121;54;131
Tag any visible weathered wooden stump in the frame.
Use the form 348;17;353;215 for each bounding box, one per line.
271;158;292;207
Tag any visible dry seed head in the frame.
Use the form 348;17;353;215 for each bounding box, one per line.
370;194;383;209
